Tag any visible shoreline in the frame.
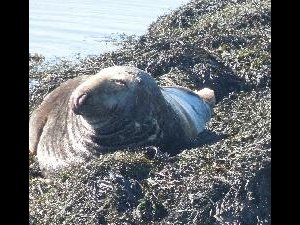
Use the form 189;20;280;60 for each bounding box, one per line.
29;33;136;63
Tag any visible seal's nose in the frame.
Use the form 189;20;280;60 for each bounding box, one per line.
70;93;88;115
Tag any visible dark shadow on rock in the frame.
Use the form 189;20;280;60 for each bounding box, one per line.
213;163;271;224
240;163;271;224
164;130;228;156
194;129;228;147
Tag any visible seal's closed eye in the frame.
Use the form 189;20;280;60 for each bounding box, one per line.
111;79;128;87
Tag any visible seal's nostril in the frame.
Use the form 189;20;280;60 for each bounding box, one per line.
77;93;87;108
71;93;87;115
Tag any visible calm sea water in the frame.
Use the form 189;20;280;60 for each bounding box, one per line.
29;0;188;59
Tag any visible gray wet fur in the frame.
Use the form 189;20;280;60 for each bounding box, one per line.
29;66;214;172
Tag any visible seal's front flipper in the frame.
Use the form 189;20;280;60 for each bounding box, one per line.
195;88;215;108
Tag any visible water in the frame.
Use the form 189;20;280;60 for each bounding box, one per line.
29;0;188;59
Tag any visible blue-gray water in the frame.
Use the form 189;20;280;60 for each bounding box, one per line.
29;0;188;59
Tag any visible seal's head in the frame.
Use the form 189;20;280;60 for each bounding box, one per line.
69;66;162;123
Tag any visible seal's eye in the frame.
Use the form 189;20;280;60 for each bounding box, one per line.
111;79;127;87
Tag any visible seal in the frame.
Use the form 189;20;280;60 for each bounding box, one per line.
29;66;215;172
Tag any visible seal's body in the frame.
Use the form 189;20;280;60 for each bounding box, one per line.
29;66;215;172
161;87;212;138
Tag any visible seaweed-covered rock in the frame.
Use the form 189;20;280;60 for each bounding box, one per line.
29;0;271;224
